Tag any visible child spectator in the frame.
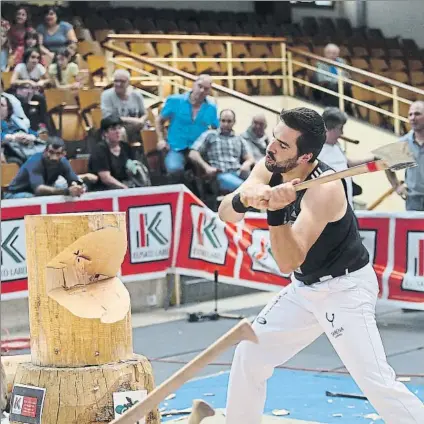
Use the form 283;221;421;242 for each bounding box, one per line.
48;48;81;89
13;29;44;65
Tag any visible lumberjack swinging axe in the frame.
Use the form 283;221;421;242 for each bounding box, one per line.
110;319;258;424
293;141;416;191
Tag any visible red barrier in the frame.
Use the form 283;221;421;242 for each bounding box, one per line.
1;185;424;309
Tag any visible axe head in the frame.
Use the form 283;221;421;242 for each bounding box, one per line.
372;141;417;171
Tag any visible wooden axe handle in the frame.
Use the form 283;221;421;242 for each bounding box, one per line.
366;180;405;210
367;186;396;210
110;319;258;424
294;160;387;192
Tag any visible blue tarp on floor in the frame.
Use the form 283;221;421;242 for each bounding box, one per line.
161;368;424;423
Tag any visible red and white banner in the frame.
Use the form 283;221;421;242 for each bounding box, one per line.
2;185;424;309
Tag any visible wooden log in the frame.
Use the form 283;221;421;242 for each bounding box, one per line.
25;213;133;367
1;354;32;395
1;358;7;412
10;355;160;424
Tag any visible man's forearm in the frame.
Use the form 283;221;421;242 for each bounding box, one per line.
34;185;68;196
121;116;146;126
155;116;166;141
218;192;246;223
385;169;400;189
269;225;305;274
188;151;210;172
101;174;127;189
347;155;375;168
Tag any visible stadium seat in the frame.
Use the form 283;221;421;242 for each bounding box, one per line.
1;163;19;192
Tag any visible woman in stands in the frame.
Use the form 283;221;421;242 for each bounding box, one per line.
10;47;49;130
0;94;44;166
1;17;11;71
36;6;77;60
8;6;33;60
48;48;81;89
11;47;48;90
14;29;44;65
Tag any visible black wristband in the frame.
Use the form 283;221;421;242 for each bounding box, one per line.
64;187;70;196
267;208;290;226
232;193;249;213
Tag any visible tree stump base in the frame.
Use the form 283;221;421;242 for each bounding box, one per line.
10;354;160;424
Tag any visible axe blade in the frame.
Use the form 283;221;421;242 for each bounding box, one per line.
372;142;417;170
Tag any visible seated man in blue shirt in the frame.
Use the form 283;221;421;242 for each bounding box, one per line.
155;74;219;181
4;136;85;199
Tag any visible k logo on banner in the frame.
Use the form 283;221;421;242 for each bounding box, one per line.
129;205;172;263
189;205;229;264
248;229;283;276
1;219;27;282
402;231;424;292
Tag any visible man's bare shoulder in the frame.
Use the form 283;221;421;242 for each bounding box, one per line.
301;177;347;222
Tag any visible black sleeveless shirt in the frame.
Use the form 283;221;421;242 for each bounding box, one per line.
268;160;369;284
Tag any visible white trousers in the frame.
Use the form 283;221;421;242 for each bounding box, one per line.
226;263;424;424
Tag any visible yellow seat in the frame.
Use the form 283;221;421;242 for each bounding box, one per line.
78;88;102;112
69;158;89;175
1;163;20;189
140;129;158;155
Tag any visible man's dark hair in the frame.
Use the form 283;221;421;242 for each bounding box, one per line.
280;107;326;162
45;136;66;150
322;107;348;130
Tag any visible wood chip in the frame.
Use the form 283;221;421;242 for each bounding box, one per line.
165;393;176;400
271;409;290;416
364;413;382;421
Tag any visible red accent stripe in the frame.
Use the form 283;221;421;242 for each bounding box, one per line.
419;239;424;277
197;212;204;246
139;214;146;247
2;279;28;294
366;161;379;172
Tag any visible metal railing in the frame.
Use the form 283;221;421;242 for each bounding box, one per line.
103;39;359;148
287;47;424;136
102;34;423;137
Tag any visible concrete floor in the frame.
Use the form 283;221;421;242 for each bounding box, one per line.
3;296;424;423
134;302;424;385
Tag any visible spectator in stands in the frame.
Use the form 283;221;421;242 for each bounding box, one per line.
188;109;254;192
156;74;219;181
4;136;85;199
8;6;33;58
48;48;81;89
1;83;31;132
1;18;10;71
11;47;48;87
318;107;374;207
101;69;147;143
241;113;270;162
385;101;424;211
37;6;77;60
14;29;43;65
1;94;36;143
314;43;352;110
10;48;49;130
1;94;46;165
88;115;135;191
